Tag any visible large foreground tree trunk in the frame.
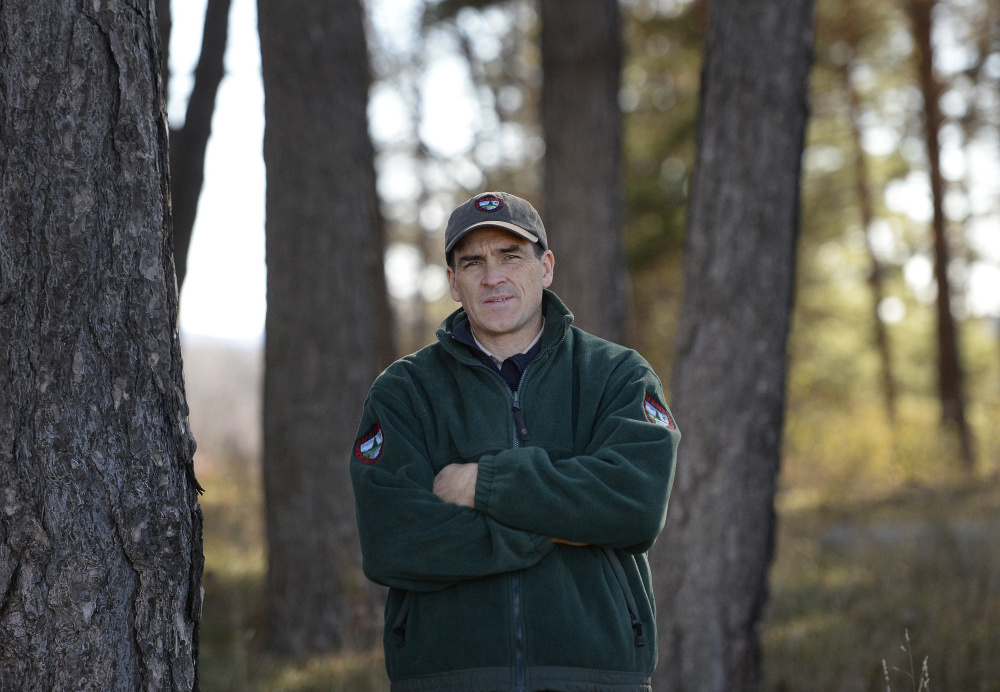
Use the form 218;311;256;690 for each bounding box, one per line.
258;0;393;654
0;2;203;689
907;0;976;471
650;1;815;690
541;0;629;343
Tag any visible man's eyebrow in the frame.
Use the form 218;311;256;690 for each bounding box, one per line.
458;252;485;263
494;244;524;254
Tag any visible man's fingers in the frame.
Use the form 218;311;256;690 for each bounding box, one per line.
550;537;587;546
433;462;478;508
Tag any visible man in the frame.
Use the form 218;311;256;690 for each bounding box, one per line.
350;191;679;692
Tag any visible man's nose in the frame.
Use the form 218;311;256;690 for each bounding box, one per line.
482;260;507;286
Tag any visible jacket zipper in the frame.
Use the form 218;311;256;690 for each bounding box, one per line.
511;369;528;692
511;389;530;442
448;323;568;692
512;572;526;692
505;333;568;692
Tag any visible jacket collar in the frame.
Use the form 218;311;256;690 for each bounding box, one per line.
437;289;574;363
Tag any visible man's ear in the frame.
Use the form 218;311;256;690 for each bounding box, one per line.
447;265;461;302
540;250;555;288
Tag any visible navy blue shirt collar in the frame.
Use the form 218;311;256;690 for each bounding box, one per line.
452;317;542;393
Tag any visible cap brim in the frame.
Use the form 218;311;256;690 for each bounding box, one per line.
445;222;540;251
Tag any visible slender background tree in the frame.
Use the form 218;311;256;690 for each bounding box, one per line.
156;0;232;293
906;0;977;470
541;0;629;342
842;59;900;430
650;0;816;689
258;0;394;654
167;0;232;292
0;1;203;688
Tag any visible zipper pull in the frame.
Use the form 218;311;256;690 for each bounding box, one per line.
632;617;645;647
512;391;530;442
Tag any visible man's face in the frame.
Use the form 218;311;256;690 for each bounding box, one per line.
447;227;555;344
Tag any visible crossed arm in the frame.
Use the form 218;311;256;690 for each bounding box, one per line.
434;463;588;547
433;464;586;546
351;365;677;590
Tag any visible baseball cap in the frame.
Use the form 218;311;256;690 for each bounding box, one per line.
444;192;547;252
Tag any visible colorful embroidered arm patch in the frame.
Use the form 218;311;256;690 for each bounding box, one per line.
354;423;384;464
643;394;676;430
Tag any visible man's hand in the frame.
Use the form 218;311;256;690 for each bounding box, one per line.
433;462;478;508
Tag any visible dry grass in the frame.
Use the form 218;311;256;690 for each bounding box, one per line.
196;456;390;692
767;394;1000;691
764;479;1000;691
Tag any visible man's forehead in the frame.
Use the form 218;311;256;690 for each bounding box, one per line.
453;226;535;253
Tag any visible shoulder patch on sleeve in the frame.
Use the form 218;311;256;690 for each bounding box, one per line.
643;394;676;430
354;423;384;464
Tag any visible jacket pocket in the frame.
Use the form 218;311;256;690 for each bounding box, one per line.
602;548;647;647
391;590;414;647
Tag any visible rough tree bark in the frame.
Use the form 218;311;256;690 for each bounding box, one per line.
650;1;815;690
167;0;231;291
258;0;393;654
907;0;976;470
541;0;629;343
0;1;203;690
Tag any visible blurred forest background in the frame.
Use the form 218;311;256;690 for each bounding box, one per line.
169;0;1000;689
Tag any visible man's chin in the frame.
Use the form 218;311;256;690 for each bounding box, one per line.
478;321;515;336
475;315;525;338
477;306;517;325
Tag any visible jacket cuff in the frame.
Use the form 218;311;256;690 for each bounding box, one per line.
474;454;496;516
530;532;556;558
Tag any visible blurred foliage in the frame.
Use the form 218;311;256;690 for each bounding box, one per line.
619;0;704;379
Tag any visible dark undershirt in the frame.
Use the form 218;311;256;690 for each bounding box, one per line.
451;318;541;393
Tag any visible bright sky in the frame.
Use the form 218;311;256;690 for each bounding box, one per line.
172;0;1000;342
173;0;471;342
171;0;266;341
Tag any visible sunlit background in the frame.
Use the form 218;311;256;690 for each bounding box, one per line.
166;1;1000;688
173;0;520;342
171;0;1000;347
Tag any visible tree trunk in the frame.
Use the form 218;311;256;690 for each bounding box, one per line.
0;2;203;690
258;0;393;654
841;63;899;430
650;1;815;690
907;0;976;471
541;0;629;343
169;0;232;292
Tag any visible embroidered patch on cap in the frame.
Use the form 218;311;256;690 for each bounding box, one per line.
643;394;676;429
475;195;503;212
354;423;384;464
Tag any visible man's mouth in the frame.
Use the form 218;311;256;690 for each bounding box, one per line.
484;295;513;305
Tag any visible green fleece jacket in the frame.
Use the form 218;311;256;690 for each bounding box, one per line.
350;290;679;692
